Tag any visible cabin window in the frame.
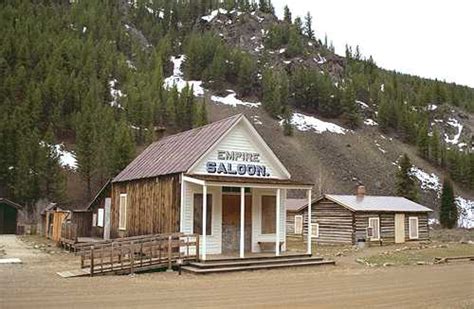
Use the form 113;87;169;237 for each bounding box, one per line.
294;215;303;234
261;195;276;234
311;223;319;238
409;216;419;239
193;194;212;236
119;194;127;230
97;208;104;228
368;217;380;241
92;214;97;227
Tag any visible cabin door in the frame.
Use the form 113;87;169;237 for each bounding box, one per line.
221;195;252;254
395;213;405;243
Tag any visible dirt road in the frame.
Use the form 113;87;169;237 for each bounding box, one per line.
1;235;473;308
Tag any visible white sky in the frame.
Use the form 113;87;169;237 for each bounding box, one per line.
272;0;474;87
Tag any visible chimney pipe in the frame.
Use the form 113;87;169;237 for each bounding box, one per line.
356;185;366;197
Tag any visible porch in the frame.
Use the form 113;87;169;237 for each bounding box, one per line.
181;175;314;260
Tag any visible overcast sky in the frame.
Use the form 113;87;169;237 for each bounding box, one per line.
271;0;474;88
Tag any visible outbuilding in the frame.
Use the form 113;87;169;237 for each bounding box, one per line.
287;186;432;245
92;114;313;259
0;198;24;234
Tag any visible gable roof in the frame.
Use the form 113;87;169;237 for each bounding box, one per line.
113;114;243;183
325;195;432;213
0;198;23;210
285;199;308;212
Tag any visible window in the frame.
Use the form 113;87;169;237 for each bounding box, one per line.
119;194;127;230
92;214;97;227
311;223;319;238
97;208;104;228
294;215;303;234
261;195;276;234
194;194;212;235
409;216;419;239
368;217;380;241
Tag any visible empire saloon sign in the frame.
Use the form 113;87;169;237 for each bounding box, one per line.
206;150;270;177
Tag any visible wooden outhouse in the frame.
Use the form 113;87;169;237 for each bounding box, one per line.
287;186;432;245
0;198;24;234
91;114;314;259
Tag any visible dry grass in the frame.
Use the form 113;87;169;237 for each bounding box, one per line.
430;228;474;242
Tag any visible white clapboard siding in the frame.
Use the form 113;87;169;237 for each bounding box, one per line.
190;122;288;179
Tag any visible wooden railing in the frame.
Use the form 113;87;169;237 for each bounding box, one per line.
60;222;78;247
78;233;199;276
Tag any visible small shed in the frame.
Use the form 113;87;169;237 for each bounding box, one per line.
86;180;112;240
286;198;307;237
287;186;433;245
0;198;24;234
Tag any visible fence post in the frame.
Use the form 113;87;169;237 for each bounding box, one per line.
167;235;172;271
130;241;135;275
90;246;94;277
196;234;200;261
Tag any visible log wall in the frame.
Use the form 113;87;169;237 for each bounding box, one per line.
110;174;181;238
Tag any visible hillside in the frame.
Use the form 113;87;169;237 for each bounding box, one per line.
0;0;472;227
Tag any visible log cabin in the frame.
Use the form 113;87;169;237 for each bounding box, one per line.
0;198;24;234
286;186;432;245
90;114;313;260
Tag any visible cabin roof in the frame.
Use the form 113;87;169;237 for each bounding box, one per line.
113;114;242;183
0;198;23;210
285;198;308;212
325;195;433;213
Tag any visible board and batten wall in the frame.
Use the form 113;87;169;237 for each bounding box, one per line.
181;182;286;254
110;175;180;239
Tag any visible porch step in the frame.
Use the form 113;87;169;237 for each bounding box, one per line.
182;259;335;274
189;256;323;269
200;253;311;264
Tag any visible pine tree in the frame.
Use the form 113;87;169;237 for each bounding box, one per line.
417;122;429;159
304;12;314;39
283;5;292;23
293;17;303;35
237;54;255;96
111;119;135;176
396;154;418;201
440;178;457;229
195;100;208;127
286;26;303;57
341;83;360;128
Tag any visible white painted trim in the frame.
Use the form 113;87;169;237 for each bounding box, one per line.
118;193;127;231
240;187;245;258
368;217;380;241
202;185;207;260
183;175;206;186
199;180;312;190
276;188;281;256
180;174;185;233
311;223;319;238
409;216;419;239
294;215;303;234
307;189;312;254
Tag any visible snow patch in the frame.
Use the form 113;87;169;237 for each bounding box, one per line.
279;48;286;54
356;100;369;109
428;218;439;225
201;9;228;22
284;113;348;135
108;79;124;109
40;142;78;170
444;118;463;145
313;53;326;64
380;84;384;92
427;104;438;111
252;115;263;125
455;197;474;229
409;167;441;192
163;55;204;97
211;90;260;108
364;119;378;126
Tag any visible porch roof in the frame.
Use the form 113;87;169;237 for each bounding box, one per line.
184;174;313;189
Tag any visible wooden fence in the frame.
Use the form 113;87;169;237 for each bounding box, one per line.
60;222;78;249
78;233;199;276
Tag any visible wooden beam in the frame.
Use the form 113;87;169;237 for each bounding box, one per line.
275;188;281;256
307;189;312;255
240;187;245;259
202;185;207;261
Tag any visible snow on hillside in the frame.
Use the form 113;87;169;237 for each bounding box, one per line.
284;113;347;134
444;118;463;145
456;197;474;228
409;167;442;192
163;55;204;96
201;8;228;22
211;90;260;108
40;142;78;170
108;79;124;109
364;119;378;126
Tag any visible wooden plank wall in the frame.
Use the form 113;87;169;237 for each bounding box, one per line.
90;199;105;238
286;212;296;235
71;212;93;237
304;200;354;244
51;212;67;242
110;174;180;238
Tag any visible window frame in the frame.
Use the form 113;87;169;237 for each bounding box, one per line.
311;222;319;238
118;193;127;231
97;208;104;228
409;216;419;239
92;213;97;227
294;215;303;234
368;217;380;241
193;193;213;236
261;195;277;235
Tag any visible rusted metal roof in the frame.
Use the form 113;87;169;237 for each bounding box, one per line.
187;175;313;187
285;199;308;212
113;114;243;183
325;195;433;212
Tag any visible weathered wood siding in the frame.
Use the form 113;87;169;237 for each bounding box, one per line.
303;199;354;244
90;199;105;238
71;212;92;237
405;213;429;241
111;174;180;238
286;211;297;235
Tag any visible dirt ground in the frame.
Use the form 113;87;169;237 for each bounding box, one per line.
1;235;473;309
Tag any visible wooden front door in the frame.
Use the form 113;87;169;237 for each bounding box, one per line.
222;195;252;254
395;213;405;243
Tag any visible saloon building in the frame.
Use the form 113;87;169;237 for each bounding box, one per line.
92;114;313;260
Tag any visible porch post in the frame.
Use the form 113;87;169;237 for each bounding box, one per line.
307;189;312;255
275;188;281;256
202;185;207;261
240;187;245;258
